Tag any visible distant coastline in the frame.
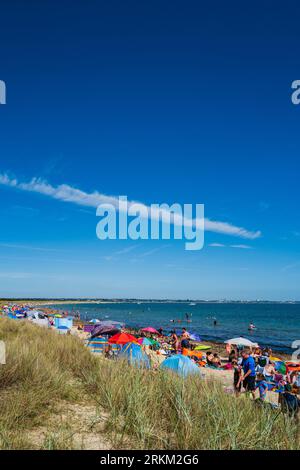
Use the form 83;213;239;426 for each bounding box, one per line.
1;298;299;305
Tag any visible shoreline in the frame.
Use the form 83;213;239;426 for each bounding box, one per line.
1;301;296;357
1;298;300;305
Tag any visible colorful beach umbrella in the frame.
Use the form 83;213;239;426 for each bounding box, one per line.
270;356;282;362
137;337;153;346
140;327;160;334
274;361;287;375
108;332;138;345
90;323;121;339
225;337;258;347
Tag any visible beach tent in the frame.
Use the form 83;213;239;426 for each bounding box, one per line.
89;319;101;324
140;327;160;335
88;336;107;352
119;342;150;368
8;313;17;320
57;326;69;334
160;354;201;378
87;337;120;354
31;318;49;328
224;337;258;347
54;316;73;329
108;332;138;345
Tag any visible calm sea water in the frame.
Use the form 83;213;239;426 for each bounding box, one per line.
51;302;300;353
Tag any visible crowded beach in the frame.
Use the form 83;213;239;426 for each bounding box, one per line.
1;303;300;418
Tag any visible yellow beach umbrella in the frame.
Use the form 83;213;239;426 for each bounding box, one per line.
270;356;282;362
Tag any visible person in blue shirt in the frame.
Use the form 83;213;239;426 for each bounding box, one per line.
238;349;256;398
256;373;268;401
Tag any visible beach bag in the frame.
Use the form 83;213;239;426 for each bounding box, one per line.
258;356;268;367
281;393;300;415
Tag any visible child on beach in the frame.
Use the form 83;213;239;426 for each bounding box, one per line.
256;373;268;401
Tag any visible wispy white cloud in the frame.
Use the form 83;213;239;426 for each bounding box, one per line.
230;244;252;249
114;245;138;255
209;243;252;249
0;242;61;252
0;272;34;279
139;245;170;258
102;244;139;261
282;261;300;272
0;173;262;240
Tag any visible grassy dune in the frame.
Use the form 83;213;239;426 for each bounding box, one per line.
0;317;299;450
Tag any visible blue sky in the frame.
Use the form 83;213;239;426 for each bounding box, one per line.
0;1;300;299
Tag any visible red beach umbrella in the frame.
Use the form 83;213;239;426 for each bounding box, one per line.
108;332;138;345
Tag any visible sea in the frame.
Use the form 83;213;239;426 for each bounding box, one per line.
50;302;300;354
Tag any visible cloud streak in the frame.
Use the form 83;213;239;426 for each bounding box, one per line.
209;243;252;249
0;173;261;240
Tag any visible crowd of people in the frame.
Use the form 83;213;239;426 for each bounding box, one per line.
2;305;300;417
162;327;300;414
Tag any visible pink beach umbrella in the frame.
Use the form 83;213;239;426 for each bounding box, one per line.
140;327;160;335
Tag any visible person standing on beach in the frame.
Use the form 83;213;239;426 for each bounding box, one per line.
232;360;242;396
238;349;256;399
171;331;179;353
181;327;190;350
